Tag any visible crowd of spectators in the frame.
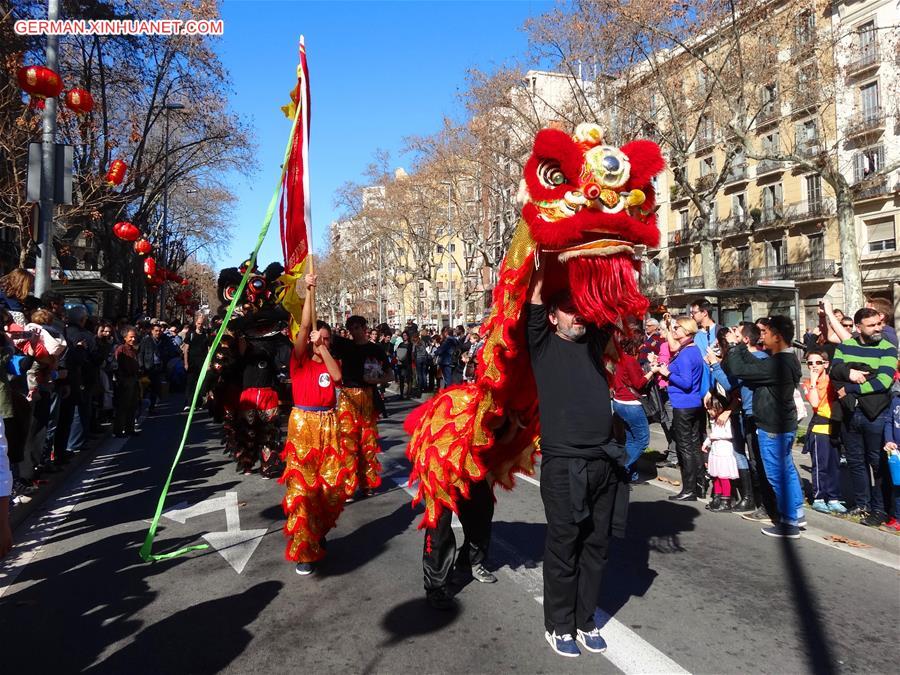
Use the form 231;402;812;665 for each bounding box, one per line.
334;320;485;399
0;269;213;551
621;296;900;539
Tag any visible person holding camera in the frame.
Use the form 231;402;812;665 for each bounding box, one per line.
723;316;804;539
651;316;706;501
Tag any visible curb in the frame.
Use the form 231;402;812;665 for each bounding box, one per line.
637;455;900;554
10;431;113;531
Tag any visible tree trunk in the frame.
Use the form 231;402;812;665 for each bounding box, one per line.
699;213;717;290
836;189;864;312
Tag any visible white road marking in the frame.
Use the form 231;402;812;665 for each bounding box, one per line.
641;479;900;571
0;437;128;599
491;528;690;674
162;491;267;574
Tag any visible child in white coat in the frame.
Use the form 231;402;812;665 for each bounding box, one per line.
702;396;739;512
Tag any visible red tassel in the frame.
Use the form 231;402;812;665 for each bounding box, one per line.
566;254;649;328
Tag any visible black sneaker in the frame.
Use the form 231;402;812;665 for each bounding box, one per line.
861;511;887;527
847;507;868;519
741;507;773;523
761;523;801;539
426;587;456;611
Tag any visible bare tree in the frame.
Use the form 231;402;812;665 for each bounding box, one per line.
527;0;900;309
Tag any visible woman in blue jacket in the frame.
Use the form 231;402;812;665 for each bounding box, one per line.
651;316;707;500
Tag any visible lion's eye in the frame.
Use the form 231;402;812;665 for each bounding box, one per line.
601;155;620;172
537;159;567;188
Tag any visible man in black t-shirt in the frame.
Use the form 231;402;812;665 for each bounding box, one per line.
527;261;623;658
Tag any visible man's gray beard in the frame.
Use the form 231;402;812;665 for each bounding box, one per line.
559;324;587;341
864;330;882;344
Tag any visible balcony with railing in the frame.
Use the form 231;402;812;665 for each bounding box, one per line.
751;259;836;283
847;107;885;138
785;198;834;223
695;131;716;152
719;212;754;238
639;277;666;298
852;175;889;201
724;162;749;184
846;45;880;78
791;36;816;62
791;86;819;114
756;203;785;227
756;103;780;128
671;275;704;293
755;158;785;177
667;227;692;247
796;138;824;159
718;269;753;289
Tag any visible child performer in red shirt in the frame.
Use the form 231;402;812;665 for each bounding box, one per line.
280;274;356;575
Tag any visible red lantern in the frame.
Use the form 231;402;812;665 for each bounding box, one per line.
17;65;63;109
180;278;190;286
144;257;157;279
113;221;140;242
106;159;127;186
64;88;94;114
166;270;180;282
133;238;152;255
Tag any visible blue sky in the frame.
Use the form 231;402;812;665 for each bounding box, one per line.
217;0;552;267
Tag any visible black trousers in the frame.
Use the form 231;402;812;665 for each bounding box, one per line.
741;414;779;518
423;479;494;592
540;455;616;635
672;406;706;496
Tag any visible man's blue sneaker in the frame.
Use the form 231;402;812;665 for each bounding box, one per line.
827;500;847;514
545;631;580;657
812;499;829;513
576;627;608;653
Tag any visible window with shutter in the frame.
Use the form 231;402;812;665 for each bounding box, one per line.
808;234;824;260
860;82;880;118
866;218;896;252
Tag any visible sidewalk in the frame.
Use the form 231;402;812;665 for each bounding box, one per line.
638;425;900;554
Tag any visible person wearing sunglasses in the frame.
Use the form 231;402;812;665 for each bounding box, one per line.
802;350;847;514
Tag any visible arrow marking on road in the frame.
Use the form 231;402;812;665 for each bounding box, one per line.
202;528;268;574
162;491;264;574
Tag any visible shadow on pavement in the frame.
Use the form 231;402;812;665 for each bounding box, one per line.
777;537;836;674
84;580;283;674
379;596;460;645
597;499;699;627
320;501;417;577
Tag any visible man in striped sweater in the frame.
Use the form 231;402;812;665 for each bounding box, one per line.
831;308;900;527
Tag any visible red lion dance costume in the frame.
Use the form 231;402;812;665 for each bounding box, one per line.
405;123;664;528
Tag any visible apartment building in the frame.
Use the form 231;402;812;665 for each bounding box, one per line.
832;0;900;322
644;0;899;330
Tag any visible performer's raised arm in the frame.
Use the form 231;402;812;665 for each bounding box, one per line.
293;273;317;359
311;327;341;384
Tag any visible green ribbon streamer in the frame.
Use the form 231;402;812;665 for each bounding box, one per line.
140;96;303;563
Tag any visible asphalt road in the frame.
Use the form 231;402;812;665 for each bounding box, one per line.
1;393;898;674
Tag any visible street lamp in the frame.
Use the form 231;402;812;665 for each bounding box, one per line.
439;181;452;327
159;101;185;317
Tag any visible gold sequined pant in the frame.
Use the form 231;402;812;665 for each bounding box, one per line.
337;387;382;490
280;407;357;563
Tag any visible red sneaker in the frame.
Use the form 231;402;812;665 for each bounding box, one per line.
882;518;900;532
